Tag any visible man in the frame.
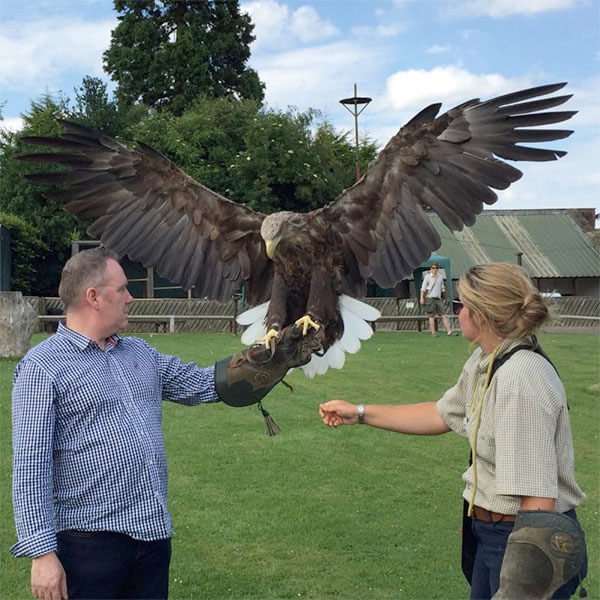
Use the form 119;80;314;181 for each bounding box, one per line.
419;262;453;337
12;248;314;600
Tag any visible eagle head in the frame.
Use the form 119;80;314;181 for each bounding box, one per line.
260;211;295;259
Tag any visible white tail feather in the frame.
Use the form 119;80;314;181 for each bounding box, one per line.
339;295;381;321
339;328;361;354
240;320;268;345
339;309;374;340
236;301;269;325
237;295;379;378
326;343;346;369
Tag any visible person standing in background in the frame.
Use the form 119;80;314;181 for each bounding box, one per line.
420;262;453;336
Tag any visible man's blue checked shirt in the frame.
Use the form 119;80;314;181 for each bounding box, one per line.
11;323;219;558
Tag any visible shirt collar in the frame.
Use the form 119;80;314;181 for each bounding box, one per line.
56;322;122;350
475;336;535;372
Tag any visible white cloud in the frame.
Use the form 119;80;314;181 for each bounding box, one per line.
426;44;451;54
0;17;114;92
451;0;576;18
567;76;600;128
380;65;528;113
492;137;600;210
254;40;383;114
0;117;24;133
289;6;339;42
242;1;338;50
351;23;407;38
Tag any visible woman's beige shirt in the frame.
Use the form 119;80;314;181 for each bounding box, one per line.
436;338;586;514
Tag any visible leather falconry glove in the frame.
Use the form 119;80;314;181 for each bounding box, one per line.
492;510;587;600
214;324;320;436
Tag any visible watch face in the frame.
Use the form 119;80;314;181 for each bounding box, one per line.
358;404;365;424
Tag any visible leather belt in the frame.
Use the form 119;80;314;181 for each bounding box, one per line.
472;506;516;523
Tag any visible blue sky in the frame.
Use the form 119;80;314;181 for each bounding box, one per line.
1;0;598;212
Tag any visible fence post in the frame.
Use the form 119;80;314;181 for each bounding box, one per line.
232;294;240;335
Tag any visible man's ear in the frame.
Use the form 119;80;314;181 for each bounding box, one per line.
84;286;100;309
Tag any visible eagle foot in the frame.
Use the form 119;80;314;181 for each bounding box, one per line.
294;314;321;336
256;328;281;352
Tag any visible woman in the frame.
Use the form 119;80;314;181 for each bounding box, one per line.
319;263;587;599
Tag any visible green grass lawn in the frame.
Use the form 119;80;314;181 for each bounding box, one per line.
1;331;598;599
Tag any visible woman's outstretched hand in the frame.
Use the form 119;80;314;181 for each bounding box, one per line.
319;400;359;427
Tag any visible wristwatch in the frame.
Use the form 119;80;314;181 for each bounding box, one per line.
357;403;365;425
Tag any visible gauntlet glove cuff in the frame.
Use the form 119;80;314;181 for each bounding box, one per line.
493;510;586;600
214;324;318;407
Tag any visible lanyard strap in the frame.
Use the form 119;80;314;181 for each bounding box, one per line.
467;345;500;517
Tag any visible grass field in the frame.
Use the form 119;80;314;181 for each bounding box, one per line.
1;331;598;599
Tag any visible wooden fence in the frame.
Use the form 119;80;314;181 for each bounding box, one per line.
26;295;599;335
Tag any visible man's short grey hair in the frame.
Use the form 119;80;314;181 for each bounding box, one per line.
58;247;119;311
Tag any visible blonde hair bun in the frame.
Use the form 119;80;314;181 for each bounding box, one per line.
459;263;550;338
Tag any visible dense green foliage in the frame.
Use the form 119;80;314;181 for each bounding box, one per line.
1;331;598;598
0;212;46;295
0;96;84;295
129;97;378;214
104;0;264;115
70;76;146;137
0;81;148;294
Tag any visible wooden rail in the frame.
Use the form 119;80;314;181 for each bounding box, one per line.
37;313;599;335
38;314;238;334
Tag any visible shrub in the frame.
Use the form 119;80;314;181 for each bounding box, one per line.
0;211;47;294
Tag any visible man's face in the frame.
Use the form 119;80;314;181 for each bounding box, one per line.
95;259;133;333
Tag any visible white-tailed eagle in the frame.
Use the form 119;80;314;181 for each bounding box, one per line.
20;82;575;376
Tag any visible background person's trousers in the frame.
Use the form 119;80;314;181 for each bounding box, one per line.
57;530;171;599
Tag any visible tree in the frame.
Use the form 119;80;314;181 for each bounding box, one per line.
227;108;378;213
71;76;146;137
0;212;47;295
128;97;378;215
104;0;264;116
0;94;85;295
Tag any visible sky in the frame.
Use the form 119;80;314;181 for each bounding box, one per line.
1;0;599;213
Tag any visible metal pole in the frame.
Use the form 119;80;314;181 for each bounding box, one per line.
352;83;360;181
340;84;371;182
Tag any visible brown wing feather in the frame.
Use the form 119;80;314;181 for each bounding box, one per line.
315;82;575;291
20;120;272;304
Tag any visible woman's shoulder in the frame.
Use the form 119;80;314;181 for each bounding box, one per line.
495;348;565;407
498;346;557;375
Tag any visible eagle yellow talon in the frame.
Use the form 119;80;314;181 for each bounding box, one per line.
295;315;321;336
256;328;280;349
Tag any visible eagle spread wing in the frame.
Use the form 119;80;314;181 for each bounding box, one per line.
20;119;271;305
315;82;575;294
20;82;575;377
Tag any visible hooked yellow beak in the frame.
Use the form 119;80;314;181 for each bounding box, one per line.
265;239;278;259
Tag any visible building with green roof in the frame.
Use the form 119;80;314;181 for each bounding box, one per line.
425;209;599;297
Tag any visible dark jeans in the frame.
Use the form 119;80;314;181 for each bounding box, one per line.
470;509;587;600
56;530;171;599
